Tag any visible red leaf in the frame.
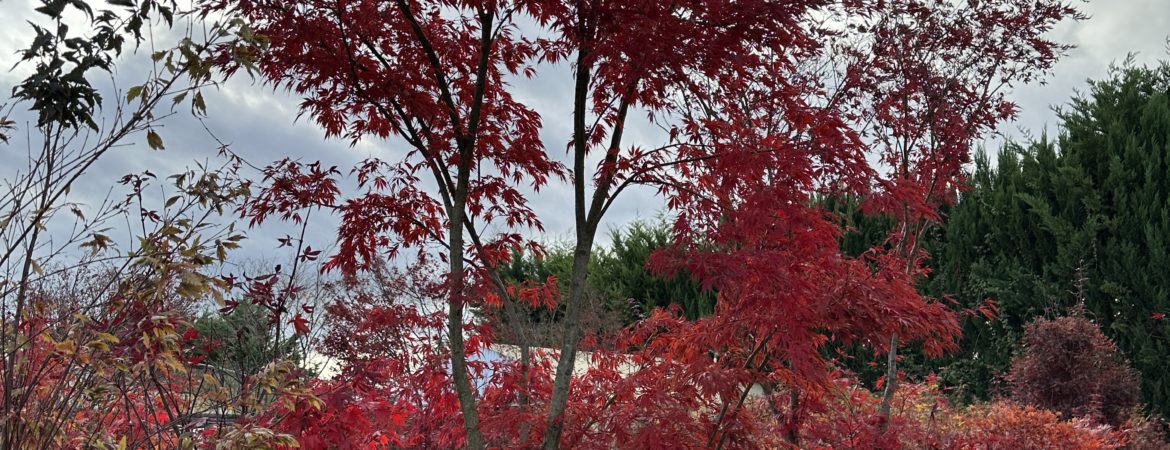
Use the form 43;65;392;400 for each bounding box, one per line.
291;314;311;335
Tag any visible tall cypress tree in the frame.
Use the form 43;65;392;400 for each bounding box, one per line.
928;60;1170;414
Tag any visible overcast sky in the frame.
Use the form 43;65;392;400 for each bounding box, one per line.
2;0;1169;265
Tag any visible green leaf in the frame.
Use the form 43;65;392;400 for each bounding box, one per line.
126;85;143;103
146;129;164;150
192;91;207;116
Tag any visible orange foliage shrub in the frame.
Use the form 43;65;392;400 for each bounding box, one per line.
954;403;1122;450
777;378;1124;450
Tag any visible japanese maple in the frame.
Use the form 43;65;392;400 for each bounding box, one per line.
212;0;565;445
204;0;1081;447
640;0;1080;436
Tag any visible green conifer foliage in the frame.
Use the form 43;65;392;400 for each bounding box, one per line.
929;61;1170;413
499;219;715;325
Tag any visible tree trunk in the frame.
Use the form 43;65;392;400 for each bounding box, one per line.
785;387;800;445
449;175;485;449
518;341;532;444
542;37;598;448
541;237;596;449
878;332;898;431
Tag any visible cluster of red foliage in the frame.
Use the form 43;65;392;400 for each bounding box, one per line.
1007;315;1142;427
5;298;212;448
264;377;410;449
180;0;1093;448
251;286;1143;449
790;378;1123;450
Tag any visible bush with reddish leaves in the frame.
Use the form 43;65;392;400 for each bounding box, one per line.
1007;315;1141;427
956;404;1122;450
262;377;411;450
1119;414;1170;450
788;378;1123;450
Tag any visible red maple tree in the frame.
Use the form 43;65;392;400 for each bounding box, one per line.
204;0;1081;447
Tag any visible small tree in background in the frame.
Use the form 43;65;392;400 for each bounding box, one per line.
592;220;715;322
1007;314;1141;427
495;219;714;331
195;301;300;383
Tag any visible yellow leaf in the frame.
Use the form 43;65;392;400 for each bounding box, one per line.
54;339;76;356
87;340;109;352
163;355;187;373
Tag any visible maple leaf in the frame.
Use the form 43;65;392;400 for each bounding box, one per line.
291;314;311;335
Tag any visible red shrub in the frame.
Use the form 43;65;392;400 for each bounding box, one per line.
790;377;1122;450
1007;316;1141;426
1118;414;1170;450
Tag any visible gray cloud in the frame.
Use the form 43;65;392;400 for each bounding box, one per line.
992;0;1170;147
